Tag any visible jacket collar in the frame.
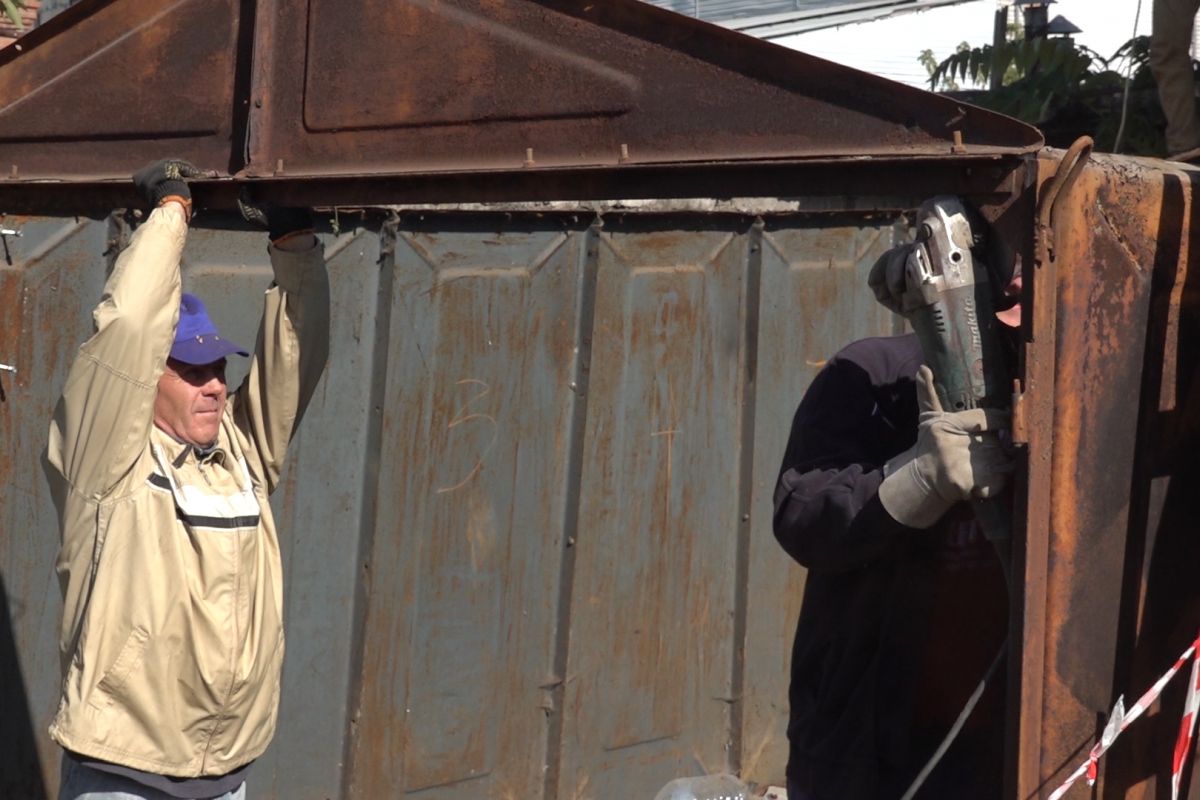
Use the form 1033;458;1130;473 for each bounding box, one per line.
151;425;229;467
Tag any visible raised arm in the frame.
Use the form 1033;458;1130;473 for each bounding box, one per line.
230;202;331;494
772;342;920;572
47;161;202;497
774;335;1014;573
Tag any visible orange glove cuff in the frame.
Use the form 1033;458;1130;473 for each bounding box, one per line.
271;229;316;247
158;194;193;222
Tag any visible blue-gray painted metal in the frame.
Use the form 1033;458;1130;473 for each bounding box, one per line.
184;219;387;799
0;207;901;798
0;214;109;800
36;0;82;26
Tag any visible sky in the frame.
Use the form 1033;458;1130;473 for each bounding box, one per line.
778;0;1153;89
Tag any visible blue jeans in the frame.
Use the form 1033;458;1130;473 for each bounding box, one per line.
59;757;246;800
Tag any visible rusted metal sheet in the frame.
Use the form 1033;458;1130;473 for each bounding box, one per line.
0;6;1194;795
0;204;929;799
244;0;1038;173
345;216;590;798
1014;149;1200;799
0;214;111;797
555;220;747;796
0;157;1030;215
9;182;1200;800
264;224;389;799
0;0;246;178
0;0;1040;209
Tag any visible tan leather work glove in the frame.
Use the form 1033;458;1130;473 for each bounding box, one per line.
878;365;1013;529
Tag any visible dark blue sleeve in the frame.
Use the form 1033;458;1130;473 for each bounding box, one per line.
772;351;917;572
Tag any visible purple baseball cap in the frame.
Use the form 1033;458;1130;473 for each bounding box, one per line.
169;293;250;365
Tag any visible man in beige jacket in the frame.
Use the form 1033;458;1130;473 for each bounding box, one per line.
45;160;330;799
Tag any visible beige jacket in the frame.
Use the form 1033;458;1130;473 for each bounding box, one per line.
45;205;330;777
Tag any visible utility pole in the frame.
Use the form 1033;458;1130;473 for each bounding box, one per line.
990;3;1008;90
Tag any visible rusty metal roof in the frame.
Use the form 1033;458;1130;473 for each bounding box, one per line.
0;0;1042;210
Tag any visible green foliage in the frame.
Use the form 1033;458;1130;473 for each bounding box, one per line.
921;42;969;91
919;49;948;89
929;38;1099;113
0;0;25;30
924;35;1166;156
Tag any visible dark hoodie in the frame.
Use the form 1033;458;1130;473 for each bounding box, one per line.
773;334;1007;799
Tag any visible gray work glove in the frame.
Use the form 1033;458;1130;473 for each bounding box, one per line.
868;243;918;315
878;365;1013;529
132;159;207;209
237;188;314;243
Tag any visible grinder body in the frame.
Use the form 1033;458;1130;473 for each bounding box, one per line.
903;196;1009;413
903;196;1012;544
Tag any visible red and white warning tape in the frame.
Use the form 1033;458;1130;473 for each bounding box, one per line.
1048;628;1200;800
1174;643;1200;799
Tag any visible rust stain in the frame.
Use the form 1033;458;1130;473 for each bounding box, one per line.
434;378;497;495
463;484;496;574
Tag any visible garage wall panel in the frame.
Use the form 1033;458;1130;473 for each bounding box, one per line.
556;221;747;798
0;208;905;799
0;216;110;799
180;220;386;799
739;219;902;785
347;218;588;799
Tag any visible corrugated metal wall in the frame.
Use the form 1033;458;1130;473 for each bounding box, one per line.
0;206;902;799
